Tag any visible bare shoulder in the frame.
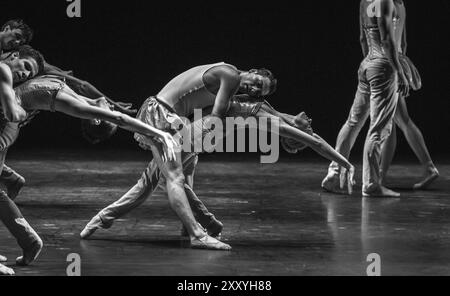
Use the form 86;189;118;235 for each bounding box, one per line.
0;63;13;85
206;65;240;86
217;65;240;84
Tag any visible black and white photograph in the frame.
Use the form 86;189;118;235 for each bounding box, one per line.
0;0;449;280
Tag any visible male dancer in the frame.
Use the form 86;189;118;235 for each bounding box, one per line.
80;63;277;249
322;0;439;194
0;45;45;269
80;91;356;241
0;20;34;200
322;0;410;197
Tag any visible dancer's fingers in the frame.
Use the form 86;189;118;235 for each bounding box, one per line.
340;167;346;190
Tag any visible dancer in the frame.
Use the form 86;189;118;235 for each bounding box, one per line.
81;63;278;249
80;94;356;240
0;19;32;55
322;0;438;194
322;0;410;197
0;45;45;267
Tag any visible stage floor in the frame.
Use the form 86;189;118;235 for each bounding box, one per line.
1;157;449;276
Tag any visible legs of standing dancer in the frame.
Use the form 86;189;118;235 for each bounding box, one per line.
361;58;400;197
380;96;439;189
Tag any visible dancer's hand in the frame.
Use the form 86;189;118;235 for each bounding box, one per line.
398;71;410;98
340;165;356;195
156;132;179;162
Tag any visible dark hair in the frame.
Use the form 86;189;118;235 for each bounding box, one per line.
17;45;45;74
81;120;118;144
249;68;278;96
2;19;34;44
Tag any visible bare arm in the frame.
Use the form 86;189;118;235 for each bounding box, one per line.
402;20;407;54
0;64;28;122
211;69;240;118
378;0;409;96
360;6;369;57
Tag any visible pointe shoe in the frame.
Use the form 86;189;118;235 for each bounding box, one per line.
321;174;343;194
0;263;14;276
363;186;401;198
16;238;43;266
190;235;232;251
80;215;106;239
0;255;7;263
413;168;440;190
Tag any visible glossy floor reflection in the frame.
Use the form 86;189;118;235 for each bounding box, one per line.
1;157;449;276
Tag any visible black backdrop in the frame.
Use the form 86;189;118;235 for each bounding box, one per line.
2;0;449;157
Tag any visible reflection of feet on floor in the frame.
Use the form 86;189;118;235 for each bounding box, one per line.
80;215;106;239
363;186;401;198
16;238;43;266
0;263;14;276
190;235;232;251
0;255;7;263
321;174;344;194
413;167;440;190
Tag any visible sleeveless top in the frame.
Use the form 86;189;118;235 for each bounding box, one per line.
157;62;238;117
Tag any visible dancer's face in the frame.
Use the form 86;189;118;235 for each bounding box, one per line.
4;52;39;83
240;72;271;97
1;26;26;51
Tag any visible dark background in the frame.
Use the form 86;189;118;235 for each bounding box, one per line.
2;0;449;159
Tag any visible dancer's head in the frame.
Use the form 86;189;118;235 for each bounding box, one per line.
80;99;118;144
1;19;33;51
81;119;118;144
2;45;45;84
239;68;277;98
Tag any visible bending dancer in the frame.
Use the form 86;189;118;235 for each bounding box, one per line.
322;0;411;197
81;63;278;249
1;52;178;267
80;94;355;240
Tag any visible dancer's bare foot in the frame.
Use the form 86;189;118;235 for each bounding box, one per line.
321;174;344;194
0;255;6;263
413;167;439;190
0;263;14;276
363;186;401;198
16;238;43;266
190;235;232;251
